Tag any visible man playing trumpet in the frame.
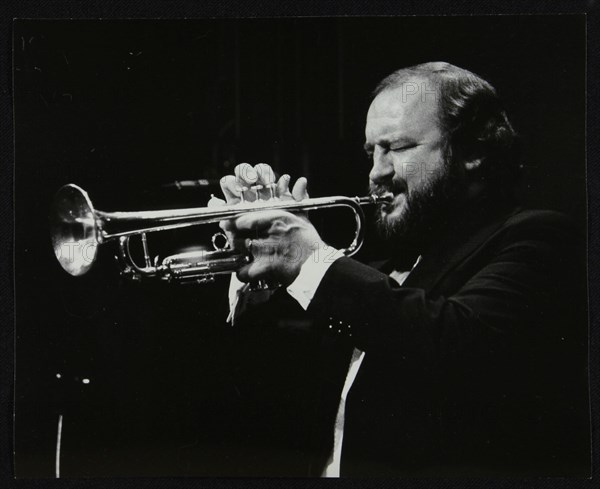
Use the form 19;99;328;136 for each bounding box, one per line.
209;62;589;477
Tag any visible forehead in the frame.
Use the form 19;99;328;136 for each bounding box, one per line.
366;83;441;140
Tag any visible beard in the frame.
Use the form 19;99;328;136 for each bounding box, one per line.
370;157;467;250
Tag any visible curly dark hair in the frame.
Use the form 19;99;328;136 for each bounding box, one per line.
374;62;522;195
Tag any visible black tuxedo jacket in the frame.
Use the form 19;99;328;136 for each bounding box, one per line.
305;204;590;477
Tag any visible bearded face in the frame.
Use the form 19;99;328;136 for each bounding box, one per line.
364;85;468;248
370;149;467;246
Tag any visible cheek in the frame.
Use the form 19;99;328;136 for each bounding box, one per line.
392;158;426;187
397;149;445;187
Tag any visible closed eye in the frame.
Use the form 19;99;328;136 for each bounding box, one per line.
390;143;418;152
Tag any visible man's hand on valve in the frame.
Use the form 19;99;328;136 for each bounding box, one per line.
208;163;326;286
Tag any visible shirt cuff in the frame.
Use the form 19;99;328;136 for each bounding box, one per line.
227;274;248;324
286;246;345;310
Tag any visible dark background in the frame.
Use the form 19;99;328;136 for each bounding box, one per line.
12;16;587;478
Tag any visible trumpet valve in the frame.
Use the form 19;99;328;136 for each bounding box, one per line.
265;182;277;200
250;184;264;201
239;186;249;203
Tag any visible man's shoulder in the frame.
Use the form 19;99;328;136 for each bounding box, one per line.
475;207;585;275
504;208;574;228
498;207;582;242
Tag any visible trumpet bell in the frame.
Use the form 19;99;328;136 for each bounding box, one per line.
50;184;99;276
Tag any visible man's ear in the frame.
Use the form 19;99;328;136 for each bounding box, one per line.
464;158;483;171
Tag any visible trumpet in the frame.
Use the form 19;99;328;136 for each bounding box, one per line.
50;183;393;284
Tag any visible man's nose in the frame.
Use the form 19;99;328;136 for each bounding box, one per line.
369;147;394;184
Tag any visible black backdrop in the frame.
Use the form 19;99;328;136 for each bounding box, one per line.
13;16;586;477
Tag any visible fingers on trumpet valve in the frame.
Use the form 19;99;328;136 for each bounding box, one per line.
224;163;304;203
234;163;279;202
234;163;258;202
254;163;277;200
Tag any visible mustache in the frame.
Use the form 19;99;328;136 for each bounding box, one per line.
369;180;407;197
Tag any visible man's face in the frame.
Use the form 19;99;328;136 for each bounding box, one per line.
365;84;459;239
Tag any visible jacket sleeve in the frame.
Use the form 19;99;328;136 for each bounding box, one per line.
307;211;584;368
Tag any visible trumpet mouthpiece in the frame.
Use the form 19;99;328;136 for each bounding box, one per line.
373;192;394;204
